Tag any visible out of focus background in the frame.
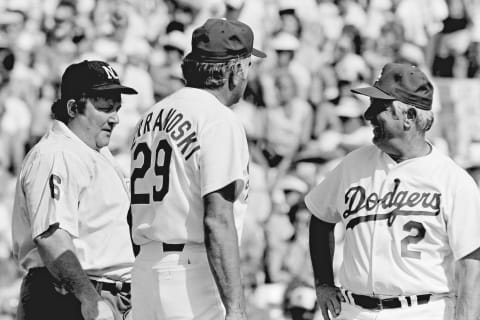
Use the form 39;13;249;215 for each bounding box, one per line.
1;0;480;319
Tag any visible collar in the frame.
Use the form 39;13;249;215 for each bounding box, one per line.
51;120;101;153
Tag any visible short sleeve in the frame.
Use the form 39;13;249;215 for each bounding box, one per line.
304;162;345;224
446;173;480;260
199;119;248;198
22;151;84;239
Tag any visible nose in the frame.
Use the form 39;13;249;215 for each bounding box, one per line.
109;111;120;126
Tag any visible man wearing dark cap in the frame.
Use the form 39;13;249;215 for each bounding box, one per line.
305;63;480;320
12;60;138;320
130;18;265;320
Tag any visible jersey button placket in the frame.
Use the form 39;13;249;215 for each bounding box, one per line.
370;169;394;296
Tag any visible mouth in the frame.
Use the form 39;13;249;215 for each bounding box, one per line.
102;128;112;134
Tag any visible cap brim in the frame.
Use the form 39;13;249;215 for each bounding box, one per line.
252;48;267;58
90;84;138;95
351;86;395;100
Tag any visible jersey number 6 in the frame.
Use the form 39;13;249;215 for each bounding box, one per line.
131;140;172;204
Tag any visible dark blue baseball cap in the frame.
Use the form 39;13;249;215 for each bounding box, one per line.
61;60;137;99
185;18;266;62
351;63;433;110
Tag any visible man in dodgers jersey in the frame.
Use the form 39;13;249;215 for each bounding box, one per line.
305;63;480;320
129;19;266;320
11;60;137;320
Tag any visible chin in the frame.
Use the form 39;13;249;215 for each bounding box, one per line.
96;138;111;149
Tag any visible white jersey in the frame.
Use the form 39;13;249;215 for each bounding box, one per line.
12;120;134;281
130;87;249;245
305;144;480;296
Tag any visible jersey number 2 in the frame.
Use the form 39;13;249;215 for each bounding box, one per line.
131;140;172;204
401;221;426;259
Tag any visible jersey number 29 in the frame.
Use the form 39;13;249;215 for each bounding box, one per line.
131;140;172;204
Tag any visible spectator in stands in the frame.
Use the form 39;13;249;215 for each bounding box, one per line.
260;71;313;192
150;30;187;101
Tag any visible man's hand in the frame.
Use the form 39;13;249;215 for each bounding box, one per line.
315;284;344;320
80;299;115;320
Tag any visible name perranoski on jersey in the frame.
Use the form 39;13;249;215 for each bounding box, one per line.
132;107;201;161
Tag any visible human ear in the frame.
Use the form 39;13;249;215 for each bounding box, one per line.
66;99;77;118
228;68;239;91
404;108;416;129
406;108;417;120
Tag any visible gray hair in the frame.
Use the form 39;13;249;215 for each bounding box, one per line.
181;56;250;89
392;100;434;132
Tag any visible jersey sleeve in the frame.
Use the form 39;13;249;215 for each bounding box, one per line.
304;161;345;224
199;118;248;199
445;172;480;260
21;150;84;239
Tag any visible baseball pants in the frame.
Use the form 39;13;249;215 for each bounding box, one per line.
132;242;225;320
335;296;455;320
16;267;131;320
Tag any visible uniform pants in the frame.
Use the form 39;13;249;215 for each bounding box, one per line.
132;242;225;320
336;296;455;320
16;267;131;320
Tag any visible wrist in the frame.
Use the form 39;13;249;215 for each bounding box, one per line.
316;279;335;287
77;290;101;304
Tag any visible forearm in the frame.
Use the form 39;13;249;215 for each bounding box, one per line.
309;215;336;286
455;249;480;320
205;215;245;314
204;191;246;316
35;225;100;303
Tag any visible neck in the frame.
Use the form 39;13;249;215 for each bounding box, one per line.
384;138;431;163
204;86;234;107
68;120;98;151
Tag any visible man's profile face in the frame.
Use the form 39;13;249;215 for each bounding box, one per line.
232;57;252;104
77;92;122;150
364;98;404;152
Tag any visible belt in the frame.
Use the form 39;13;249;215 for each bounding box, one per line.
163;243;185;252
27;268;131;296
90;279;131;294
345;291;431;310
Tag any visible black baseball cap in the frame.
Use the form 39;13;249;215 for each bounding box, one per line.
351;63;433;110
61;60;137;99
185;18;266;63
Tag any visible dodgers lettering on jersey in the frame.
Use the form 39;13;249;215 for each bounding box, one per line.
342;179;441;230
130;87;249;245
305;144;480;297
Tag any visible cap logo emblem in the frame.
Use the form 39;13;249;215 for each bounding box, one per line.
102;65;119;80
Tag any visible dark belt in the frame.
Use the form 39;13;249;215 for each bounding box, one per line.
27;267;130;295
163;243;185;252
350;293;431;310
90;279;131;294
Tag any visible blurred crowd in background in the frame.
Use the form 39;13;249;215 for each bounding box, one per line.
1;0;480;319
